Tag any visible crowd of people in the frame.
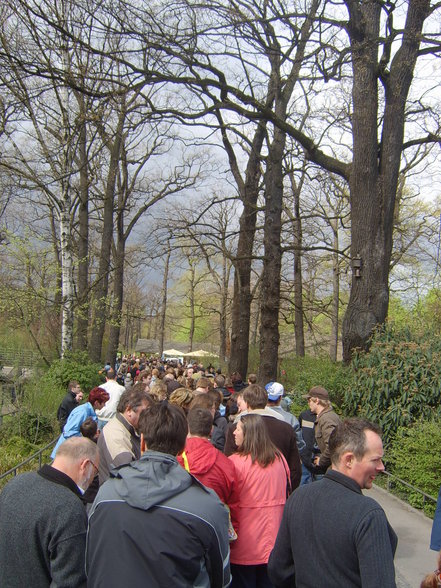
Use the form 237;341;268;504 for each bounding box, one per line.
0;354;438;587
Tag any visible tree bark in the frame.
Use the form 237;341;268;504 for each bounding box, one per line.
228;123;266;378
342;0;430;361
330;217;339;362
75;100;89;352
188;260;196;352
89;114;124;362
107;239;124;365
60;201;74;355
258;124;285;384
158;246;170;358
292;174;305;358
219;253;229;362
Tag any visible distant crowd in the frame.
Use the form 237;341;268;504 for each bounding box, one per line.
0;354;439;587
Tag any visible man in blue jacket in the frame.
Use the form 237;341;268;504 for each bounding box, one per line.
268;418;397;588
87;401;231;588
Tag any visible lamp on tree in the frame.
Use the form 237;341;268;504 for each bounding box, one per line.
352;255;362;278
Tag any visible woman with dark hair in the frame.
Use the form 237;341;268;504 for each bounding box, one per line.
51;387;109;458
229;414;288;588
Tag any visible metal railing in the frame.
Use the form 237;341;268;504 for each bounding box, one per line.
0;439;57;485
379;469;437;511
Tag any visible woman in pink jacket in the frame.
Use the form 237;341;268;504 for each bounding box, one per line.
229;414;288;588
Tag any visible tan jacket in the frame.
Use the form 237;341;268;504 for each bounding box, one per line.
314;406;341;469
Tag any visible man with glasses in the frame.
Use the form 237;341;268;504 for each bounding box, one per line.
0;437;99;588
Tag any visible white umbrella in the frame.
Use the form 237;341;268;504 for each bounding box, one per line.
163;348;186;356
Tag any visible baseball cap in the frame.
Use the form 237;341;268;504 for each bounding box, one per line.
265;381;284;401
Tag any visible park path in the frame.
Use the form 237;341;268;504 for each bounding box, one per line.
365;485;437;588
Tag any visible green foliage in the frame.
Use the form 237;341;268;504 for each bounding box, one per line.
0;412;54;446
0;435;39;476
384;421;441;517
13;351;103;423
415;288;441;330
43;351;104;393
343;323;441;443
279;355;350;416
0;435;55;486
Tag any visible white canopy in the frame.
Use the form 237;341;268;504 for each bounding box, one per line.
162;348;186;356
183;349;218;358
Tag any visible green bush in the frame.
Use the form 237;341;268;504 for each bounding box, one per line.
279;355;350;415
43;351;104;392
0;412;55;446
0;435;55;485
21;351;104;417
384;421;441;517
343;324;441;443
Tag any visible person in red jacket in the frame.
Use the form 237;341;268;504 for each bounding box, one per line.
178;407;239;532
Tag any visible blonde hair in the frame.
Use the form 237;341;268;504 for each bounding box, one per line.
169;388;195;413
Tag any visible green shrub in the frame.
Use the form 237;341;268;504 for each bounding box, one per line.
43;351;104;392
0;435;54;485
343;324;441;443
384;421;441;517
280;355;350;415
0;412;55;446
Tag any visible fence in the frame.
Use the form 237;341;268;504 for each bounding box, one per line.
379;469;437;516
0;439;57;487
0;346;53;369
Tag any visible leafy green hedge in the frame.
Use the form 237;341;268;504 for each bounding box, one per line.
43;351;104;393
343;324;441;443
279;355;350;415
23;351;104;418
383;421;441;517
0;351;103;476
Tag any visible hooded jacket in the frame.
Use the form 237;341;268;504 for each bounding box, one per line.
178;436;240;531
51;402;96;458
86;450;231;588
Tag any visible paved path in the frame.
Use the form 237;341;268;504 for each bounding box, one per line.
365;485;437;588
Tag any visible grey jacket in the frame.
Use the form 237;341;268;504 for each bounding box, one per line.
87;450;231;588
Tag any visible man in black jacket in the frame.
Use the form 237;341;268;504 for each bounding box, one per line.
87;402;231;588
56;380;83;431
268;418;397;588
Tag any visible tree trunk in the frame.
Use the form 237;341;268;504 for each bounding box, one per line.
89;117;124;362
258;125;285;384
342;0;429;361
330;217;339;362
107;241;125;366
75;105;89;352
292;176;305;357
228;124;266;378
188;261;196;352
60;202;74;355
218;254;228;362
158;247;170;357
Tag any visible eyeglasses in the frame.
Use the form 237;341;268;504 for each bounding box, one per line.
88;458;99;475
